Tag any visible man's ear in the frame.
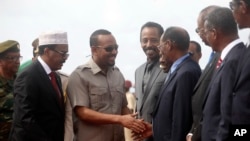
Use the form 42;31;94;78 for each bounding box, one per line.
91;47;97;54
167;40;175;51
198;52;202;60
241;0;248;14
44;47;50;55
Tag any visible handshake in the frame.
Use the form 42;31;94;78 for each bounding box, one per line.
121;113;153;141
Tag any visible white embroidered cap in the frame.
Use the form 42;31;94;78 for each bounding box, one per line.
39;31;68;46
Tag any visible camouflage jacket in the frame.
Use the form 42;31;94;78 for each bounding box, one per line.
0;76;14;123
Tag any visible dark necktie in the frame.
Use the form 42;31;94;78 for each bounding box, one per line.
143;63;153;93
49;72;62;102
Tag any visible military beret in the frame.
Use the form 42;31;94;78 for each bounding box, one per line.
0;40;20;54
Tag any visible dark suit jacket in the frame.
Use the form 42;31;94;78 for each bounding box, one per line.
232;44;250;125
189;52;220;141
152;57;201;141
202;42;246;141
135;61;166;123
10;60;65;141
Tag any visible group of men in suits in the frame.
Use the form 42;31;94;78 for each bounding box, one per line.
199;2;250;140
134;24;202;141
202;7;246;141
134;2;250;141
3;1;250;141
187;5;221;141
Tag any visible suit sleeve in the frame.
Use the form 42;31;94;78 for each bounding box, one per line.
171;70;200;141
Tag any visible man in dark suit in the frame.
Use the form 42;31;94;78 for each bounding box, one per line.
186;5;220;141
201;7;246;141
135;22;166;141
10;31;69;141
230;0;250;125
133;26;201;141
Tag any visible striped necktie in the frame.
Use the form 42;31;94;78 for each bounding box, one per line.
216;58;222;69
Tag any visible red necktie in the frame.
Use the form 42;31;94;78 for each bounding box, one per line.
216;58;222;69
49;72;62;102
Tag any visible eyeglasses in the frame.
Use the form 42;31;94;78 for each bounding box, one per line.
50;48;69;58
203;28;214;35
229;1;241;10
96;45;119;52
189;52;194;56
157;40;175;50
157;44;165;50
4;56;23;62
195;28;204;34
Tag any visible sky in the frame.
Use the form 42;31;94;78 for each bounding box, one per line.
1;0;249;84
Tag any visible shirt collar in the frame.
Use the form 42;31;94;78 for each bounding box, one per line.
221;38;242;60
170;53;189;74
38;56;52;75
89;58;114;75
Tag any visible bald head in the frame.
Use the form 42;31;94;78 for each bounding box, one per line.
159;26;190;73
204;7;238;52
197;5;220;46
199;5;221;22
161;26;190;52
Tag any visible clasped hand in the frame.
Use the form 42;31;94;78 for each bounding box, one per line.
131;121;152;141
121;113;146;133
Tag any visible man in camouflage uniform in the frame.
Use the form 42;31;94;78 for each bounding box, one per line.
0;40;21;141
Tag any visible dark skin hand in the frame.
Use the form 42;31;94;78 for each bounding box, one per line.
132;121;153;141
75;106;146;133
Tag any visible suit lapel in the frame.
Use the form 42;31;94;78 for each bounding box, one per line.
35;61;64;113
136;63;147;111
139;64;146;93
193;53;220;92
202;43;244;108
140;63;162;112
152;68;176;117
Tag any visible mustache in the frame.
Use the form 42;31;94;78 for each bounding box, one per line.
143;47;158;52
109;54;117;58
